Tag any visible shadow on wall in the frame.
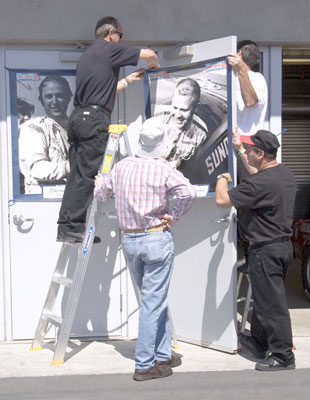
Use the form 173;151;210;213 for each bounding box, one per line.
170;197;237;349
61;200;127;339
201;226;237;345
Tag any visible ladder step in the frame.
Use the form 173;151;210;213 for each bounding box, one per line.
63;241;82;248
52;275;73;287
42;312;63;327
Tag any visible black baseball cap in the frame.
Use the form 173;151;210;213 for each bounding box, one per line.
240;130;280;154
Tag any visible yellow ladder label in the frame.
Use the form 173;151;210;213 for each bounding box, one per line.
103;153;112;174
108;124;127;135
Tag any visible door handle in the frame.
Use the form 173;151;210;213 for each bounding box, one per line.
13;214;34;227
212;217;230;227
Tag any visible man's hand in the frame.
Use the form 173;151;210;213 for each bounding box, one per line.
227;53;248;74
219;173;232;184
232;125;244;153
94;173;104;187
227;53;258;107
139;49;160;69
126;69;144;84
160;213;174;229
147;62;160;69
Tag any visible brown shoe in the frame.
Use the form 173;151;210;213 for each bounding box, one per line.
156;354;182;368
133;364;172;381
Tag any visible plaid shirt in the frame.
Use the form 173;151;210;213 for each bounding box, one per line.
94;156;196;230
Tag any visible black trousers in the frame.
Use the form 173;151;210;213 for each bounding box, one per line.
248;240;295;363
57;106;110;234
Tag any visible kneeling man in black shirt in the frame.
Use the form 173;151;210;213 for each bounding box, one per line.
216;128;296;371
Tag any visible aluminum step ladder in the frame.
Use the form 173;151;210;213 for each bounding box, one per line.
30;124;178;365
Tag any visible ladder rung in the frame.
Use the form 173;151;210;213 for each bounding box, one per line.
63;241;81;248
99;211;117;219
52;275;73;287
42;312;63;327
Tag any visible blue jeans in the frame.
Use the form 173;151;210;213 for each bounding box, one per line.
122;230;174;369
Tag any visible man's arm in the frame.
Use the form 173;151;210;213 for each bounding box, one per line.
215;173;233;208
232;126;258;175
94;171;114;201
116;48;159;93
139;48;160;69
227;53;258;108
166;169;197;224
116;69;145;93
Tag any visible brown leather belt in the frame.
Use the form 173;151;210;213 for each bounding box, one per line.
123;224;164;234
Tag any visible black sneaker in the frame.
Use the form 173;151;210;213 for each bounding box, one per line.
239;333;268;359
56;231;101;244
255;356;295;371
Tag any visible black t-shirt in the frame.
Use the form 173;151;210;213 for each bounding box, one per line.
228;164;296;243
74;39;140;111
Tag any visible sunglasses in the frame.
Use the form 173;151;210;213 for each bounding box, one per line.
114;30;123;39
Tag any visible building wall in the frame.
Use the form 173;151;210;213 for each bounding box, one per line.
0;0;308;342
1;0;310;45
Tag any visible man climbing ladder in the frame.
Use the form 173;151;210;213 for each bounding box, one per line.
57;15;160;243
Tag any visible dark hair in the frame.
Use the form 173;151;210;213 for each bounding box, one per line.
95;16;119;38
264;152;277;161
175;78;201;106
38;76;72;105
237;40;260;69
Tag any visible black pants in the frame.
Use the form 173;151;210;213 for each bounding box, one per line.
248;240;294;363
57;106;110;234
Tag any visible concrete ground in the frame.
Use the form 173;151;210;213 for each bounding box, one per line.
1;335;310;378
0;260;309;399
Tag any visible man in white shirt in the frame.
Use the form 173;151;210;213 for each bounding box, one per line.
228;40;268;136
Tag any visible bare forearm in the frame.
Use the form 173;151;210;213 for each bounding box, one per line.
215;175;232;208
139;48;160;68
116;69;145;93
238;69;258;107
232;126;258;175
116;77;129;93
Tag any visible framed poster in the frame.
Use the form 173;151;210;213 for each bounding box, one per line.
9;70;75;201
144;57;233;197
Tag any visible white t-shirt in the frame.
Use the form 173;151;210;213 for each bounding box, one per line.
237;70;268;136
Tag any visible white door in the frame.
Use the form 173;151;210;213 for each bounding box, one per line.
4;50;122;340
123;36;238;352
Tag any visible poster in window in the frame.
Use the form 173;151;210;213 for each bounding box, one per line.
10;70;75;201
144;58;233;197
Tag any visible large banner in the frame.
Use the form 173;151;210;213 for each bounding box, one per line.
144;57;233;197
9;70;75;201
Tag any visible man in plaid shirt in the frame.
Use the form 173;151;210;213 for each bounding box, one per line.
94;117;196;381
